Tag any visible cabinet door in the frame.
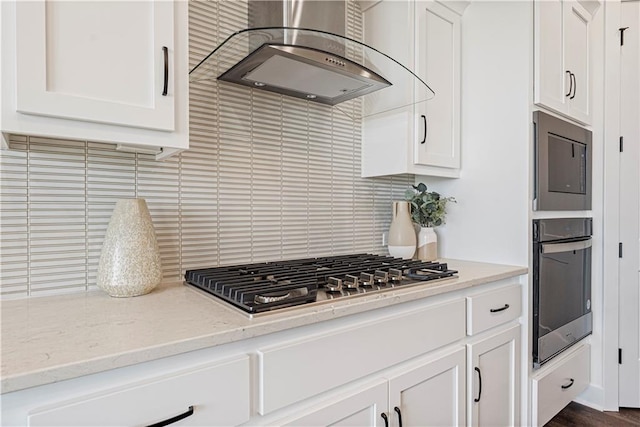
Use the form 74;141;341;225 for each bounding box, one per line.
278;380;389;427
467;324;520;427
389;347;466;427
534;0;591;124
563;1;591;123
362;0;414;117
15;1;175;131
27;356;250;427
534;0;567;113
414;1;460;169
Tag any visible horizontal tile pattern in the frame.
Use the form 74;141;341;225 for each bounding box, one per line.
0;0;414;298
0;139;28;297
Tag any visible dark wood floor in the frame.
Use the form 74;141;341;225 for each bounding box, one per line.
545;402;640;426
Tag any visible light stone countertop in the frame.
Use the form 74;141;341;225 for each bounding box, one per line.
0;259;527;394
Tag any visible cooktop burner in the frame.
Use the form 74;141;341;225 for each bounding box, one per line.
184;254;457;316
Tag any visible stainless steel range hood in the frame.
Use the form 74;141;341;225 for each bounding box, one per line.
218;44;391;106
189;0;435;117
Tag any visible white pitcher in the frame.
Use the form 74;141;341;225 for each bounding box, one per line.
388;201;417;259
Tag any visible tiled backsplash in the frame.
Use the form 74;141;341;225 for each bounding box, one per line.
0;0;413;298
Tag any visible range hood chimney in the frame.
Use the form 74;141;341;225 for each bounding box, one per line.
190;0;434;115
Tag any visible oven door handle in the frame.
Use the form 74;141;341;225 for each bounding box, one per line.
541;239;592;254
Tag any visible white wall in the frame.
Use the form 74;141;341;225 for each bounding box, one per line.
417;0;532;267
602;0;622;409
418;0;610;413
577;0;606;409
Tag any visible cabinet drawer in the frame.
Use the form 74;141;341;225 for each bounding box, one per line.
28;355;250;427
466;284;521;335
257;298;466;415
532;343;590;427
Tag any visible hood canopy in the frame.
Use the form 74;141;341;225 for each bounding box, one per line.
189;26;435;119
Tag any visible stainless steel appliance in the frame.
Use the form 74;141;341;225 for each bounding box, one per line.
533;218;592;367
533;111;592;211
185;254;457;316
189;0;435;108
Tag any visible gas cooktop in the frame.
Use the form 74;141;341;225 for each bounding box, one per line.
185;254;458;316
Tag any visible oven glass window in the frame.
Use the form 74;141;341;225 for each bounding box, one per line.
547;134;587;195
538;246;591;338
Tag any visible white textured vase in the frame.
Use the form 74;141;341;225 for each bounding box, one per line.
388;201;417;259
417;227;438;261
97;198;162;297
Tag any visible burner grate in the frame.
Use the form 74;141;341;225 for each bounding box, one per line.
185;254;457;314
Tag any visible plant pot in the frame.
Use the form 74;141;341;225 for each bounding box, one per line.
388;201;417;259
417;226;438;261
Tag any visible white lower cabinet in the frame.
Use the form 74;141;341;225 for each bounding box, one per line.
467;324;521;427
251;281;522;427
270;346;466;427
275;380;389;427
26;355;250;427
257;298;466;415
531;342;590;426
2;279;525;427
388;346;466;427
466;284;522;336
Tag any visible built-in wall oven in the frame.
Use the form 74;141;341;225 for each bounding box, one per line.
533;111;592;211
533;217;592;367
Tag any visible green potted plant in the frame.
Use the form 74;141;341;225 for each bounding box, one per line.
405;183;456;261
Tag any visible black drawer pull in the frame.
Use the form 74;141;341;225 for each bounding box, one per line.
490;304;510;313
570;73;576;99
162;46;169;96
565;70;572;97
561;378;575;389
474;367;482;402
394;406;403;427
381;412;389;427
146;406;194;427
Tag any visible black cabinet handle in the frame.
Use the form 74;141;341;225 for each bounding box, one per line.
474;367;482;402
570;73;576;99
620;27;630;46
394;406;403;427
146;406;194;427
561;378;575;389
420;114;427;144
565;70;572;97
162;46;169;96
490;303;510;313
381;412;389;427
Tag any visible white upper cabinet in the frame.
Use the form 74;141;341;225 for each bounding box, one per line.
362;0;414;118
16;1;175;131
534;0;593;125
414;0;461;169
0;0;189;159
361;0;465;178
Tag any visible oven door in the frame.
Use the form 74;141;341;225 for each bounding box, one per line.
533;237;592;366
